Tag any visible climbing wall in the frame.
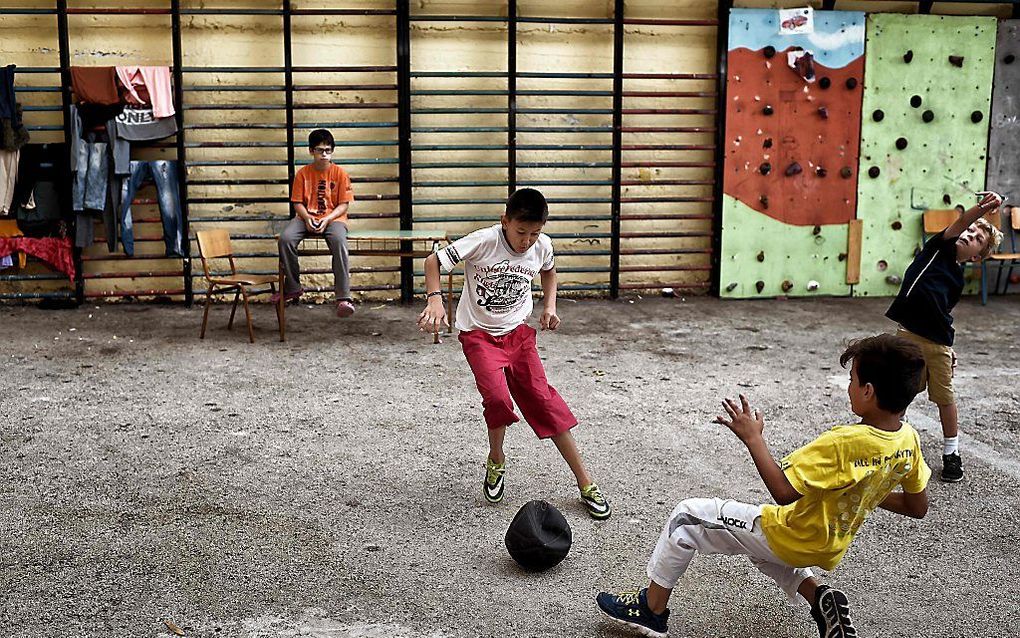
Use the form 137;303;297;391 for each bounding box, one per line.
987;21;1020;257
854;14;997;297
720;9;866;298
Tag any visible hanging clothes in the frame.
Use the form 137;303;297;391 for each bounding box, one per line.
70;66;121;106
115;66;174;118
0;149;18;215
14;143;71;238
0;64;16;121
114;106;177;141
120;160;182;257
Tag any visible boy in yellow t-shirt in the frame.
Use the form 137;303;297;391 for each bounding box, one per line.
596;334;931;638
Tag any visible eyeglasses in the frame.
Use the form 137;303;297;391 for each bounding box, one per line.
312;147;334;154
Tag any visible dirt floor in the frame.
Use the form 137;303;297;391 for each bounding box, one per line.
1;295;1018;638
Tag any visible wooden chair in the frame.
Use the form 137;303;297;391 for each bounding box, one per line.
987;206;1020;299
196;229;283;343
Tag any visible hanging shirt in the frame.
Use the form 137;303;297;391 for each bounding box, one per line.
437;224;555;336
115;66;175;118
290;163;354;223
70;67;121;105
759;422;930;571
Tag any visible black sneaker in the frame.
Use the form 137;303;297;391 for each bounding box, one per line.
810;585;857;638
596;588;669;638
940;453;963;483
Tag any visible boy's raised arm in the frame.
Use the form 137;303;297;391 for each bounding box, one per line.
715;395;803;506
945;191;1003;239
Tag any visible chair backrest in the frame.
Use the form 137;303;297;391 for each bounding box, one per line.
923;209;957;234
197;229;233;259
195;229;236;279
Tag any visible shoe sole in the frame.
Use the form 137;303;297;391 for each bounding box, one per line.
816;587;856;638
939;474;963;483
596;606;667;638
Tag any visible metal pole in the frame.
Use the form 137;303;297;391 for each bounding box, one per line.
397;0;414;302
56;0;83;305
610;0;624;299
508;0;517;196
171;0;193;305
709;0;732;297
283;0;296;198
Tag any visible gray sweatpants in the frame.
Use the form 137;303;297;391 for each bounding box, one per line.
278;217;351;299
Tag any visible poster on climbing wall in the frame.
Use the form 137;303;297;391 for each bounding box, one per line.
778;7;813;35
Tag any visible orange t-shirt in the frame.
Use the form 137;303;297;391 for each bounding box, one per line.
290;163;354;224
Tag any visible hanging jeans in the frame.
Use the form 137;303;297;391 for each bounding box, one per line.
120;160;183;257
72;141;108;212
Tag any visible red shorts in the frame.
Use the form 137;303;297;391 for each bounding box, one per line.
458;324;577;439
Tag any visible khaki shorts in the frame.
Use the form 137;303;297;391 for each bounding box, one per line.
896;329;955;405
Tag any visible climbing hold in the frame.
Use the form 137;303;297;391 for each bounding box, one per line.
763;138;773;149
763;105;774;116
812;225;822;236
759;195;769;209
903;50;913;63
948;55;964;68
886;275;902;286
872;109;884;122
819;77;831;89
764;45;776;58
943;194;952;205
922;110;934;123
756;251;765;263
891;221;902;230
806;280;820;291
877;260;888;271
1005;54;1016;65
785;162;803;177
971;111;983;123
840;166;853;179
759;162;771;175
895;137;908;150
868;166;880;178
755;281;765;294
725;282;738;292
781;280;794;293
816;167;827;177
910;95;922;108
818;106;829;119
838;253;847;262
845;77;858;89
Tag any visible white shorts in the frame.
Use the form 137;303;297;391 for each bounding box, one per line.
647;497;814;605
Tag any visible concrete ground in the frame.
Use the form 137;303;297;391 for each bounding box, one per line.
1;295;1018;638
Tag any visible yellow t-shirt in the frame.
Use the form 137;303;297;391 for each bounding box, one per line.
760;423;931;571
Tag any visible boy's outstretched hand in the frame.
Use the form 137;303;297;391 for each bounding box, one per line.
417;298;448;333
714;394;765;445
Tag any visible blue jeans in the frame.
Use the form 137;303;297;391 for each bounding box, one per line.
120;160;183;257
72;142;108;212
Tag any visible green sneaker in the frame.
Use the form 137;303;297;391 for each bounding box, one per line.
483;457;505;503
580;482;612;520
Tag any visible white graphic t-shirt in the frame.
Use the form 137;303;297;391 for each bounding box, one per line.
437;225;555;335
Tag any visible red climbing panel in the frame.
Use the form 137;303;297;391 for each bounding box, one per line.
723;46;864;227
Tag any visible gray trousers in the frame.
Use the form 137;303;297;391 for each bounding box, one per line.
278;216;351;298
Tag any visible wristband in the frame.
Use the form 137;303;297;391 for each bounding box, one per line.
426;291;444;299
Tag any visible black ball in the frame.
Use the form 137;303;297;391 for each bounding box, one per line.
895;137;908;150
910;95;922;108
872;109;884;122
505;500;572;572
868;166;880;178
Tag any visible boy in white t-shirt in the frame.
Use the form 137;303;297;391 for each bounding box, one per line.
417;188;611;520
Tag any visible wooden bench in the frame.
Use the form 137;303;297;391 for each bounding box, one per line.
278;228;454;342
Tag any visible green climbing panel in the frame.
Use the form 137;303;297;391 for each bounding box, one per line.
855;13;997;297
720;195;850;299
